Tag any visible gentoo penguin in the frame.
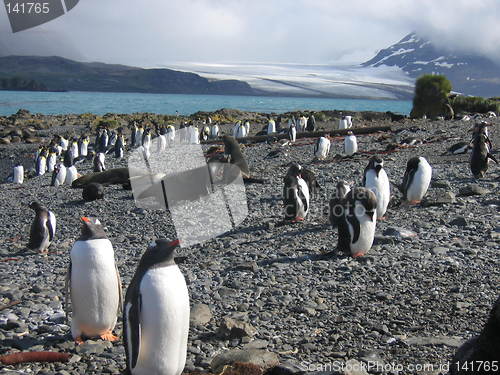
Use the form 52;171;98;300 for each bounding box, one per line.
79;135;90;158
283;163;310;223
297;167;321;197
69;137;79;159
27;202;56;254
306;114;316;132
470;131;498;179
399;156;432;204
329;180;351;229
51;162;67;187
210;123;219;139
115;133;126;159
267;117;276;134
82;183;105;202
47;147;57;173
64;150;79;185
288;122;297;143
13;164;24;184
314;136;331;160
123;239;189;375
363;156;390;219
65;217;122;344
35;148;47;176
344;131;358;156
336;187;377;258
93;152;106;173
450;295;500;375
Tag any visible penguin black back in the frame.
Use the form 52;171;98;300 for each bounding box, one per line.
450;295;500;374
401;157;420;199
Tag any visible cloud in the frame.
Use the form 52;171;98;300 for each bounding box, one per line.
0;0;499;66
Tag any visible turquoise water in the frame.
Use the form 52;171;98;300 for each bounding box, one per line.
0;90;412;116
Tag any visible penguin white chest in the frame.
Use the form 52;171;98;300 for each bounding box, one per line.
130;266;189;375
70;239;120;338
55;166;67;186
65;166;78;185
267;122;276;134
364;170;390;218
347;202;376;254
407;163;432;201
315;138;330;159
295;177;310;218
13;166;24;184
344;136;357;155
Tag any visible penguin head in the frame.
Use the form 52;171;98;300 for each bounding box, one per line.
80;216;106;239
352;187;377;222
287;162;302;178
335;180;351;199
29;201;43;212
368;156;384;175
147;239;180;265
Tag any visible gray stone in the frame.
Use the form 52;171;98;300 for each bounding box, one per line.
404;335;463;347
458;184;491;196
190;304;213;326
218;317;257;339
422;191;456;206
211;349;279;373
431;247;448;256
382;227;417;239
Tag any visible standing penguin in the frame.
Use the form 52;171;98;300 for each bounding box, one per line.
314;136;331;160
306;113;316;132
344;131;358;156
142;128;152;151
339;116;349;130
69;137;79;160
336;187;377;258
93;152;106;173
64;150;79;185
35;148;47;176
59;135;69;151
399;156;432;204
267;117;276;134
27;202;56;254
123;239;190;375
166;125;176;143
65;217;122;344
115;133;126;159
288;122;297;143
363;156;390;220
79;135;90;158
450;295;500;375
209;123;219;139
47;147;57;173
13;164;24;184
329;180;351;229
470;132;498;179
51;162;66;187
283;163;310;223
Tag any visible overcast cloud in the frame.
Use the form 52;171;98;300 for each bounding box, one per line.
1;0;499;67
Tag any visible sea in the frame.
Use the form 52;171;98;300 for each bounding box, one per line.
0;90;412;117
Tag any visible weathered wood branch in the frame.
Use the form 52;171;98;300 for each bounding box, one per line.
201;125;392;145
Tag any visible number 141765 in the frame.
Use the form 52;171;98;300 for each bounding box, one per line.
5;2;50;14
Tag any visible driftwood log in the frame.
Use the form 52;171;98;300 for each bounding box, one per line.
201;125;392;145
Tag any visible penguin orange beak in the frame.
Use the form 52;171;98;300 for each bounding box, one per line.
81;217;90;223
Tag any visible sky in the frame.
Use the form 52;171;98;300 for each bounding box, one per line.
1;0;500;67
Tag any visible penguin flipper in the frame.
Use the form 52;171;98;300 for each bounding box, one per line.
116;265;123;315
64;262;72;323
125;294;142;370
487;153;498;163
47;212;56;242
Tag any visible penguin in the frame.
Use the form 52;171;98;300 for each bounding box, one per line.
314;136;331;160
344;131;358;156
244;120;250;135
446;142;470;155
189;126;200;144
59;136;69;151
283;163;310;223
297;167;321;197
336;187;377;258
201;124;210;141
298;115;307;132
306;114;316;132
82;183;105;202
210;123;219;139
13;164;24;184
47;147;57;173
115;133;126;159
363;156;390;220
64;150;79;185
450;295;500;375
97;128;109;153
267;117;276;135
69;137;79;160
234;121;247;139
27;202;56;254
35;148;47;176
157;133;167;153
107;130;117;150
65;217;122;344
79;135;90;157
470;131;498;179
93;152;106;173
136;123;144;146
329;180;351;229
288;122;297;143
51;162;67;187
345;115;353;128
142;128;152;151
130;122;138;149
166;125;176;143
339;116;349;130
123;239;189;375
399;156;432;204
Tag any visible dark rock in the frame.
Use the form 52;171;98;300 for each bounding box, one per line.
458;184;491;196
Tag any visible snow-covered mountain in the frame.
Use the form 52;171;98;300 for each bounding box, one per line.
363;33;500;97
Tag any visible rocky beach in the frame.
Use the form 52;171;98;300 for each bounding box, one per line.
0;109;499;375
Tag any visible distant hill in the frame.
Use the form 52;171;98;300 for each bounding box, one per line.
0;55;259;95
362;33;500;97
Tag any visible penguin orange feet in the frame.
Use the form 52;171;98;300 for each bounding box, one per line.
377;216;387;221
352;251;365;258
75;336;85;345
291;216;305;223
99;331;119;342
408;200;421;205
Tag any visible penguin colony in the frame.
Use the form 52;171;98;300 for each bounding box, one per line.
5;113;499;374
